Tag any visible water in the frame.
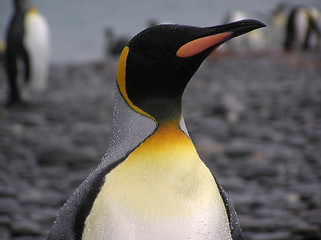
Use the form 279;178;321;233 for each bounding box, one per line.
0;0;320;63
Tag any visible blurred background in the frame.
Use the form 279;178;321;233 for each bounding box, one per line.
0;0;320;63
0;0;321;240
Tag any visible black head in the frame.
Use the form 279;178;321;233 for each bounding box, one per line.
117;20;265;123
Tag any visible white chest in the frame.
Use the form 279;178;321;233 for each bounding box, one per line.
82;125;232;240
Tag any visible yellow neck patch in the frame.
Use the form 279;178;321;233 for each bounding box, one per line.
86;122;218;218
117;47;156;123
27;6;38;15
83;122;231;239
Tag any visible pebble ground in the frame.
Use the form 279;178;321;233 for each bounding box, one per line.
0;52;320;240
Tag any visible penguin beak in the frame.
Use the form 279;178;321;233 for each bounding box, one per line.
176;19;266;58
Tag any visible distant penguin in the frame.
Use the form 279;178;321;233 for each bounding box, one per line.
284;6;321;51
305;7;321;50
105;27;129;57
4;0;50;105
48;20;265;240
268;3;287;50
0;40;5;65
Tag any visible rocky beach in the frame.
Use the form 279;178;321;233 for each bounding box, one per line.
0;51;320;240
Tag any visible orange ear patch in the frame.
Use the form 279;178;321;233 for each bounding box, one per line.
176;32;232;58
117;46;157;123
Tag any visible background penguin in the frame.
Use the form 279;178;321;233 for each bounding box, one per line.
305;7;321;50
105;27;129;57
284;6;321;51
4;0;50;105
0;40;5;65
48;20;265;240
267;3;287;51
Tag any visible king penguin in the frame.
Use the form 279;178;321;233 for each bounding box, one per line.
48;19;265;240
284;6;321;51
4;0;50;105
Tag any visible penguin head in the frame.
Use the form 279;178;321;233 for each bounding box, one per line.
117;20;265;123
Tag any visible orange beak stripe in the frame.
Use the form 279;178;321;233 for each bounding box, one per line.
176;32;232;58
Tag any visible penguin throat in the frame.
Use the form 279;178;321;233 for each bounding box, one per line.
117;46;185;124
137;97;182;124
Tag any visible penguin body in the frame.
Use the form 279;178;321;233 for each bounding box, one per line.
4;0;50;105
284;6;321;51
48;20;265;240
83;123;228;240
305;7;321;50
23;7;50;94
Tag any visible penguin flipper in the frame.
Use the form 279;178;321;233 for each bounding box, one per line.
215;178;244;240
47;157;125;240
